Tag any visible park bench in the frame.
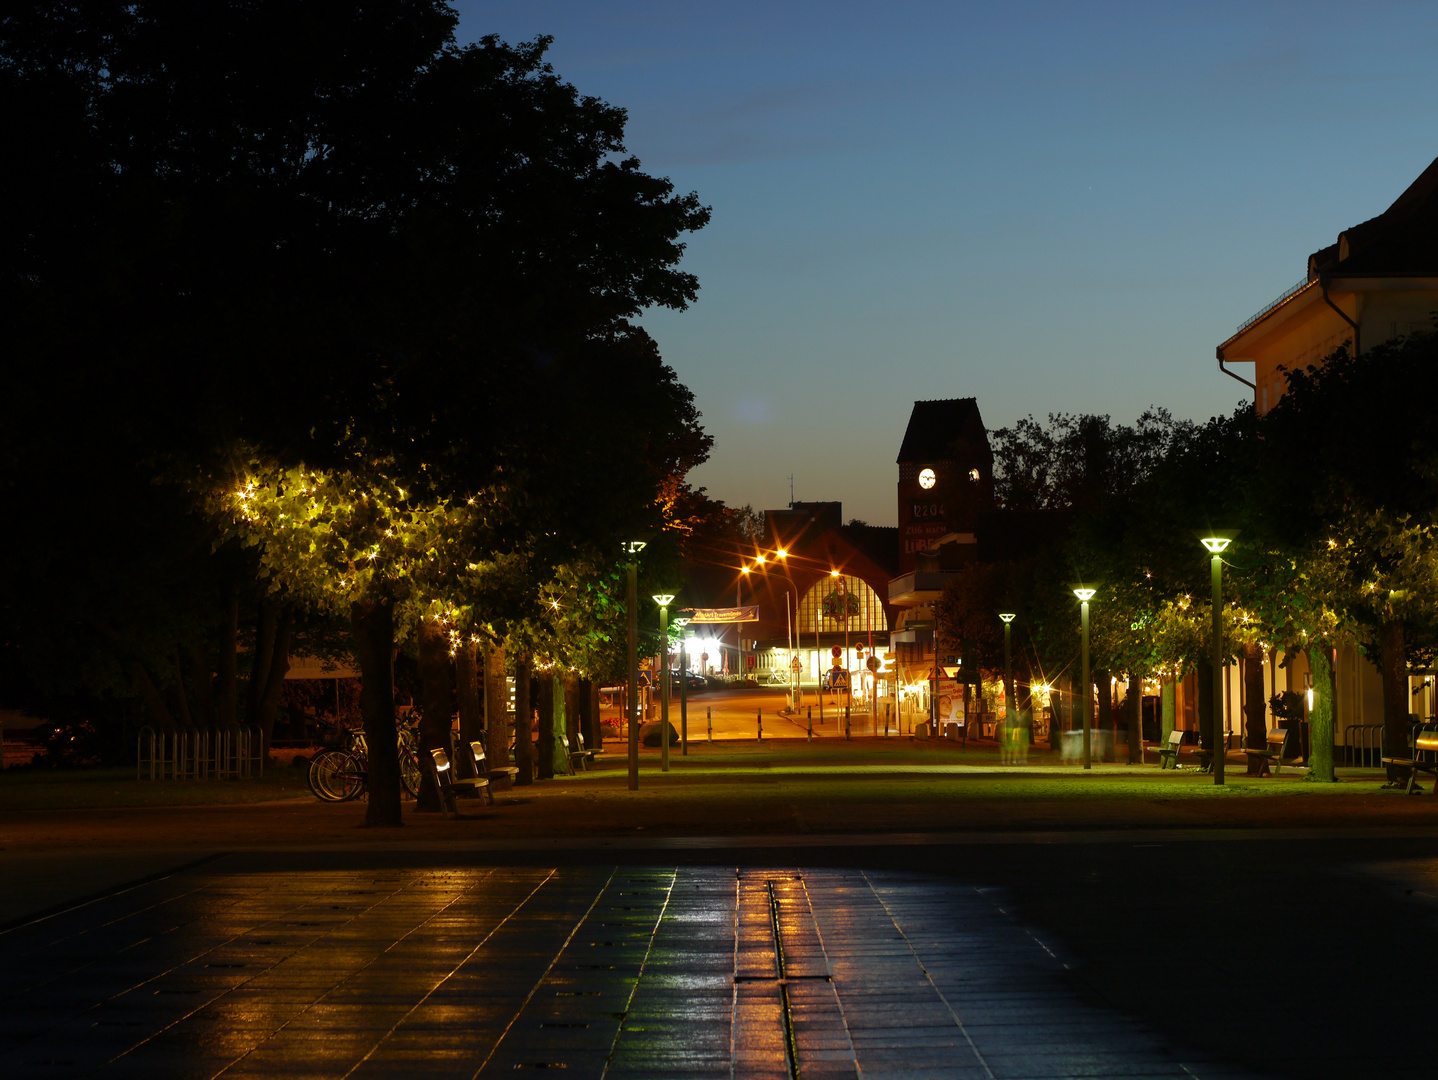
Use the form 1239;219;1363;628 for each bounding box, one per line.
563;732;591;772
1153;729;1184;769
425;741;499;817
1381;724;1438;795
1244;728;1290;777
452;740;496;804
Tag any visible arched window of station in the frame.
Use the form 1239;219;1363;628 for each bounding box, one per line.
796;574;888;636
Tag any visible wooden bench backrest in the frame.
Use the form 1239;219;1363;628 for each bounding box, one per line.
1416;731;1438;754
1167;729;1184;747
1268;728;1288;749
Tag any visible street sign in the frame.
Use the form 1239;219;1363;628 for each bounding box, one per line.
790;656;803;672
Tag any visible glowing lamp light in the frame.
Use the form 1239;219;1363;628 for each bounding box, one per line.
776;549;787;558
623;540;647;554
652;593;676;606
1072;587;1096;602
830;569;840;577
1307;688;1314;710
671;617;691;629
998;612;1016;623
1196;529;1238;554
741;566;751;575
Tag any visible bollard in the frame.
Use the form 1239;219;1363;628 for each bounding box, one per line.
757;708;763;742
884;703;890;737
844;704;851;740
807;705;813;740
707;706;713;741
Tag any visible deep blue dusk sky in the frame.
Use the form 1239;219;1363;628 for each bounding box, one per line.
456;1;1438;526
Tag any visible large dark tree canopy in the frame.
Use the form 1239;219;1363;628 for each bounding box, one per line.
0;2;712;745
2;0;710;487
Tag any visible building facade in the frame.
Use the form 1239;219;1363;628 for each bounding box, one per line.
1217;154;1438;414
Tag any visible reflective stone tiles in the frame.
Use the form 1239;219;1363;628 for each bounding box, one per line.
0;864;1263;1079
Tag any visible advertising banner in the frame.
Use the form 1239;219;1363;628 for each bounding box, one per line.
685;606;760;624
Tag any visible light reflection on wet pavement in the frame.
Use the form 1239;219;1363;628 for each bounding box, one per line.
0;865;1263;1079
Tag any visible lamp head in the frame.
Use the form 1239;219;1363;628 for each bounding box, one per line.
652;593;676;607
1071;584;1096;602
671;617;691;628
1196;529;1238;554
755;554;766;564
830;568;840;577
998;612;1016;623
623;540;647;554
775;549;787;558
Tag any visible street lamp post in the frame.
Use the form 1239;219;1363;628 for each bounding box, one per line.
653;594;675;773
743;552;803;711
672;617;691;756
999;611;1016;761
1072;586;1096;770
1200;533;1236;786
624;541;647;791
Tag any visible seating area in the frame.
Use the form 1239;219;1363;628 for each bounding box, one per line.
1243;728;1290;776
1381;723;1438;794
1152;729;1185;769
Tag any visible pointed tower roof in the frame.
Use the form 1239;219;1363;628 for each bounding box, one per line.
896;398;989;464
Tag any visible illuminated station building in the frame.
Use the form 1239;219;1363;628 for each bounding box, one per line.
729;398;999;724
733;501;900;702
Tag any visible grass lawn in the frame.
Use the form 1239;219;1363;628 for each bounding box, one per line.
0;765;314;810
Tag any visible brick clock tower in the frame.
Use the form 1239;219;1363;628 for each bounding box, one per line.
895;398;995;573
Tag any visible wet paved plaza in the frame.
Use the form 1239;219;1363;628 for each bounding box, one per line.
0;860;1265;1080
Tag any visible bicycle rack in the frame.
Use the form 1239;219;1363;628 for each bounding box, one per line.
1343;723;1384;768
137;723;264;780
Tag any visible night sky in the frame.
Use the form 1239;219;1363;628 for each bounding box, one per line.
458;1;1438;525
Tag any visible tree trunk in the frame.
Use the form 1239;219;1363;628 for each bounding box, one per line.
350;596;402;825
1048;676;1062;750
187;638;216;730
536;671;555;780
256;615;291;755
132;661;177;733
513;652;534;785
218;586;239;729
1243;643;1267;774
247;598;278;725
578;677;597;752
1095;668;1113;762
1197;658;1215;766
1160;676;1175;745
484;643;509;768
1126;673;1142;763
415;617;455;812
456;640;482;747
171;646;195;732
561;673;579;774
1381;618;1409;783
1307;645;1337;782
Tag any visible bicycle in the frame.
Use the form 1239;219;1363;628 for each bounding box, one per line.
307;720;423;802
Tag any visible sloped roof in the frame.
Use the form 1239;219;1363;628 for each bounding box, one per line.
1309;154;1438;278
764;501;842;552
896;398;990;464
832;524;900;577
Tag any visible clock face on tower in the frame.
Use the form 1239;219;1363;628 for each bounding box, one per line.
918;467;936;489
